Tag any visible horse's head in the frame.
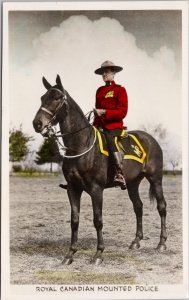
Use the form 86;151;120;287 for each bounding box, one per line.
33;75;68;137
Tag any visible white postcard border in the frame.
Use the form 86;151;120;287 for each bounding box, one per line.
1;1;189;300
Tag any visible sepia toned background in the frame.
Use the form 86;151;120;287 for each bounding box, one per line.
9;9;182;170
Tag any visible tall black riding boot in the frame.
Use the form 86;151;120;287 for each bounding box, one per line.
113;152;127;190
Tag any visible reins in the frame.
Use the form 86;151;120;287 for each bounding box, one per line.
55;110;94;138
61;127;97;159
53;110;96;158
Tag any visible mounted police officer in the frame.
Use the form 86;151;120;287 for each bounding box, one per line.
93;60;128;190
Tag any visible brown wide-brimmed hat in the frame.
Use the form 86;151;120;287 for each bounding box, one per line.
94;60;123;75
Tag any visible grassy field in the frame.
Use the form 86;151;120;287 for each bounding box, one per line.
10;175;183;285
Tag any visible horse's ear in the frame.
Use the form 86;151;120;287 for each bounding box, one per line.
56;74;64;92
42;77;52;90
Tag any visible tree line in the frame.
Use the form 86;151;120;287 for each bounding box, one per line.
9;125;62;173
9;124;181;174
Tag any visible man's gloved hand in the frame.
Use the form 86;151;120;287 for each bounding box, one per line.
93;108;106;116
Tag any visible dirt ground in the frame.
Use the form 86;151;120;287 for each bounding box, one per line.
10;174;183;285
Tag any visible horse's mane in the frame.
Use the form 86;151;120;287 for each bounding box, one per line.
65;90;89;123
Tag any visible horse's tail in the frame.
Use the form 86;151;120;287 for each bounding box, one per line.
149;183;156;208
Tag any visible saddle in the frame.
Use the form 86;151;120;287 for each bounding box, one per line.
94;127;146;165
59;127;147;190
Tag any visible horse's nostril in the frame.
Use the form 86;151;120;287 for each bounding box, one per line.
33;120;43;132
37;120;42;129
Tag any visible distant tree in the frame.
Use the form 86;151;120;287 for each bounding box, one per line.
9;125;33;162
167;149;181;175
140;122;168;169
141;123;167;144
23;150;38;175
35;137;63;172
140;123;182;172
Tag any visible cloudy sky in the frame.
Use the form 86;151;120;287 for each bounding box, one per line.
8;5;183;151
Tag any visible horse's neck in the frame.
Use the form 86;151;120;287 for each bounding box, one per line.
59;98;92;150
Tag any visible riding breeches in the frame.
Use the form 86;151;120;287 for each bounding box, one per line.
103;128;124;154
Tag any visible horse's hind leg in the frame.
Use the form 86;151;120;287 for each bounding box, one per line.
148;175;167;251
127;179;143;249
90;186;105;265
62;186;82;265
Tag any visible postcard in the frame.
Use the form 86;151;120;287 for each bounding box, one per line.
1;1;188;300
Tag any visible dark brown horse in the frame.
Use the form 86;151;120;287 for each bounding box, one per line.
33;75;167;265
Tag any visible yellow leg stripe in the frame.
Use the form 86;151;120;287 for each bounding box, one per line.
95;127;109;156
114;136;122;151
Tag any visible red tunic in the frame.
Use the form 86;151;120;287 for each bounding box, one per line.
93;81;128;130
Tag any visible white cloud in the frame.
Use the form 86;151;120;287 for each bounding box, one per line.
9;15;181;150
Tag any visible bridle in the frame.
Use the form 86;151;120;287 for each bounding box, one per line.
40;88;96;159
40;88;67;128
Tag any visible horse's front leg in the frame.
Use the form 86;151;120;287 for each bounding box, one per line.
90;186;105;265
127;181;143;249
62;186;82;265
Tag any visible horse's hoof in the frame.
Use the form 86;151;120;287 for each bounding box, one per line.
156;244;166;251
90;257;103;265
62;257;73;265
129;242;140;250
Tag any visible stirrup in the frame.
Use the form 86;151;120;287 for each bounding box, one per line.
59;184;68;190
113;174;127;190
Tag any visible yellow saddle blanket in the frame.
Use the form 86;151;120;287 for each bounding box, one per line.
94;127;146;164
